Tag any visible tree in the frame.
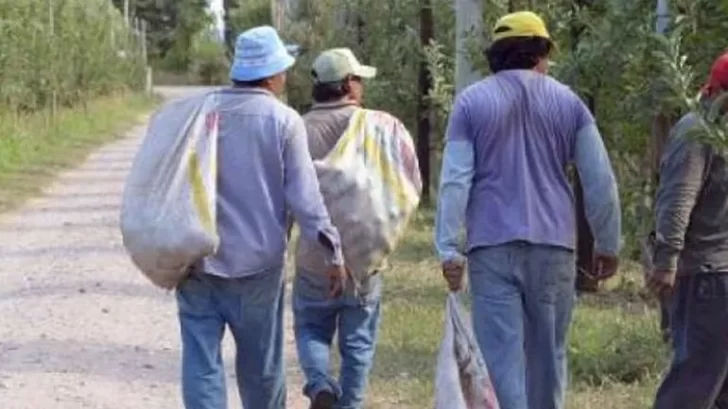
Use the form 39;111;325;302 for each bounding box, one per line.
417;0;435;203
111;0;210;70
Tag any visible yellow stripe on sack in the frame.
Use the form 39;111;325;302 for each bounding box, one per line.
328;109;366;162
187;151;215;235
362;115;409;211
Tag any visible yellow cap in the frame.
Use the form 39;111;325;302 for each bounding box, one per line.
492;11;550;42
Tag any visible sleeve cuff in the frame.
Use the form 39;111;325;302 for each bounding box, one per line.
437;248;463;264
330;248;344;267
653;242;680;272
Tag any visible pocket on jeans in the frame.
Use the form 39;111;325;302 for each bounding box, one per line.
468;246;518;300
176;275;213;315
534;248;575;304
227;268;284;307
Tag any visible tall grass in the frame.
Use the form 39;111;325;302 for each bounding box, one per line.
0;0;147;113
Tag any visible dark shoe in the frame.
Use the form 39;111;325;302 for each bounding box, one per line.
310;390;337;409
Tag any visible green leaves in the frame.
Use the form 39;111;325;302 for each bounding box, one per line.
0;0;147;113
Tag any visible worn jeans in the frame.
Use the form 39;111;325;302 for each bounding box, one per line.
653;273;728;409
293;267;382;409
468;242;576;409
176;267;286;409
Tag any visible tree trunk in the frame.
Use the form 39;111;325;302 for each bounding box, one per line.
417;0;434;203
570;1;598;293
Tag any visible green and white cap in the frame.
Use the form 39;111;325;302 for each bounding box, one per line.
311;48;377;84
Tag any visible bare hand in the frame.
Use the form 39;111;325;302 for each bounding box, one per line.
647;269;676;300
442;257;466;292
326;264;347;298
593;253;619;281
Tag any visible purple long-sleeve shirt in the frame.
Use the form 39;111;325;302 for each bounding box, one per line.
435;70;621;261
196;88;343;278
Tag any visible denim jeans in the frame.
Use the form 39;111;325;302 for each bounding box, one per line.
293;267;382;409
653;273;728;409
176;267;286;409
468;242;576;409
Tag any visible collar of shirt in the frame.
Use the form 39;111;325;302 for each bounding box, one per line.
222;86;276;98
309;99;359;112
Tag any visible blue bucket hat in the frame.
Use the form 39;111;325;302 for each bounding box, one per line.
229;26;298;82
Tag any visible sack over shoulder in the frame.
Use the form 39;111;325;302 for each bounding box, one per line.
120;91;219;289
314;108;422;280
434;293;500;409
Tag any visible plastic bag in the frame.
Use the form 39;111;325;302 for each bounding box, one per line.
120;91;220;289
314;108;422;282
434;293;500;409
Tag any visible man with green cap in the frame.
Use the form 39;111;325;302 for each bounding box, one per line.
176;26;346;409
291;47;382;409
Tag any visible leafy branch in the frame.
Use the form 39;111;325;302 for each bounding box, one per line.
653;23;728;149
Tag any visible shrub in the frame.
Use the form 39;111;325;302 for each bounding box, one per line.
0;0;146;113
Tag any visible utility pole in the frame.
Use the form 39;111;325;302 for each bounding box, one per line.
455;0;483;93
271;0;285;32
123;0;130;26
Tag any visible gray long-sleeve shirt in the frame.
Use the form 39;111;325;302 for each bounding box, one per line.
654;112;728;274
196;88;343;278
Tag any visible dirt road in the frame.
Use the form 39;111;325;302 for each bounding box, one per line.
0;87;307;409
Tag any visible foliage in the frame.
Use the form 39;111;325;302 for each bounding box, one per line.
226;0;271;48
653;22;728;150
190;30;230;85
0;0;147;113
111;0;212;71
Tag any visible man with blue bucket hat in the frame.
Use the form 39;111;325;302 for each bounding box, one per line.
176;25;347;409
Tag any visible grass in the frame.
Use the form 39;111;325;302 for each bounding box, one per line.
341;211;671;409
0;93;159;211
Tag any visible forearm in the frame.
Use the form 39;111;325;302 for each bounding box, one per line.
434;141;474;262
653;136;707;271
574;124;622;256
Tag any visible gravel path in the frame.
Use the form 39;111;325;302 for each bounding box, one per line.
0;87;307;409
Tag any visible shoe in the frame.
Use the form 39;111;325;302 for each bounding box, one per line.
310;390;337;409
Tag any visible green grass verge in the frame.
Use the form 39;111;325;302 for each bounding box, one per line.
0;93;159;211
328;212;671;409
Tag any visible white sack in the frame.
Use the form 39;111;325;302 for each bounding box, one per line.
120;91;219;289
314;108;422;282
435;293;500;409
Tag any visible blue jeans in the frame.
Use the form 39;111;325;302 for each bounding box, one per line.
293;267;382;409
653;273;728;409
468;242;576;409
176;268;286;409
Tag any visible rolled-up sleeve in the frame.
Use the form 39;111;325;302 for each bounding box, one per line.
283;116;344;266
654;134;708;272
434;95;474;262
573;123;622;256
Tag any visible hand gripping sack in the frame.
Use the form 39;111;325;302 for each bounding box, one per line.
435;293;500;409
120;92;220;289
314;108;422;281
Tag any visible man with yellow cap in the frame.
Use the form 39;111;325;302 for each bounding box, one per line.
434;11;621;409
291;47;382;409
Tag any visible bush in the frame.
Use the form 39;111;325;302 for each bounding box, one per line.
190;32;230;86
569;305;669;386
0;0;146;113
